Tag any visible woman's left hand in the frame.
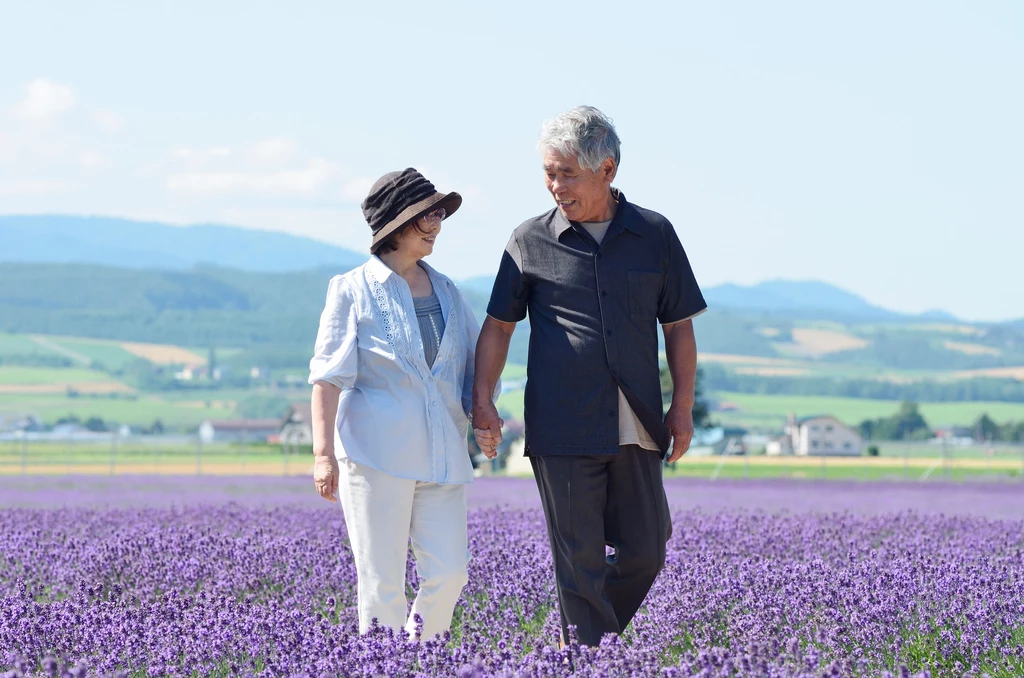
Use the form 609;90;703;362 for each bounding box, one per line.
313;455;339;503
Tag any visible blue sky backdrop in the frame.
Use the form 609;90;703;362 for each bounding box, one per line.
1;1;1021;320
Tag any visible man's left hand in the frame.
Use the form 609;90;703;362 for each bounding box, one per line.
665;405;694;463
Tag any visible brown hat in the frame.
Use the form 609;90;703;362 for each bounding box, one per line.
361;168;462;253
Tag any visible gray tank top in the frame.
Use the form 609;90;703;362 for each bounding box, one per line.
413;293;446;367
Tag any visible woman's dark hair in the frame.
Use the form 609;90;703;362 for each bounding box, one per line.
375;219;428;255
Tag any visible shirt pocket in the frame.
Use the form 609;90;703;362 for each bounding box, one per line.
627;270;664;324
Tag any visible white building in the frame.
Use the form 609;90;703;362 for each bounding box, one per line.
279;403;314;452
198;419;280;444
767;414;863;456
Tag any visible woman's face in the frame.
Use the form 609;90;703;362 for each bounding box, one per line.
394;208;444;259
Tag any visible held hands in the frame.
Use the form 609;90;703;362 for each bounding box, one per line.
665;404;694;463
471;401;504;460
313;455;339;502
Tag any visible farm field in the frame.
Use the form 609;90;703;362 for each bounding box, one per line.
4;439;1022;482
44;336;140;369
711;391;1024;429
1;476;1022;676
0;366;117;385
493;386;1024;433
0;392;235;428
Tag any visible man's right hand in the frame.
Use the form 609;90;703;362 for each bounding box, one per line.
472;401;504;459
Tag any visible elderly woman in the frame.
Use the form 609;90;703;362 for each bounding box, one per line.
308;168;495;640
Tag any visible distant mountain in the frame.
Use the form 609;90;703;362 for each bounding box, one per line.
3;215;975;323
702;280;960;322
0;215;367;273
703;280;889;316
1;262;1019;371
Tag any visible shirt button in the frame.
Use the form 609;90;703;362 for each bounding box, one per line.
606;329;613;336
608;410;615;417
601;291;608;297
596;253;602;259
431;401;437;407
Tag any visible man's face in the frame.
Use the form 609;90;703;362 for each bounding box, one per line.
542;149;616;223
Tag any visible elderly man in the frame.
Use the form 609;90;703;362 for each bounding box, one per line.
472;106;706;647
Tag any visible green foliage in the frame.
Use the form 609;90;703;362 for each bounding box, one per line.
662;365;712;429
701;364;1024;404
858;401;932;441
4;263;1024;376
237;394;293;419
54;413;111;431
825;330;1017;370
692;310;780;357
0;354;72;368
971;414;1024;442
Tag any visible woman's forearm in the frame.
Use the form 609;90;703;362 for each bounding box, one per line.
311;381;341;458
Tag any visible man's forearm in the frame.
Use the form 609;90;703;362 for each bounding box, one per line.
663;319;698;408
473;317;515;406
311;381;341;458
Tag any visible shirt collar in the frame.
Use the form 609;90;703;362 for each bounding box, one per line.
366;255;447;290
366;254;395;281
552;188;641;240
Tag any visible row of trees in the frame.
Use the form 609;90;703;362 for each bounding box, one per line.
702;364;1024;404
857;402;932;441
857;401;1024;442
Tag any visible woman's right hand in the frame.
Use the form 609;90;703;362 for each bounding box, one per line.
313;455;339;502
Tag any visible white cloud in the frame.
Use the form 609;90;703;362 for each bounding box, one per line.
12;79;75;119
92;109;123;132
341;177;374;202
249;138;295;163
162;139;339;197
170;146;231;163
0;179;76;196
167;157;336;196
79;152;106;169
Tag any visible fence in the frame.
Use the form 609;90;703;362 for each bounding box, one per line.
3;433;1024;482
664;439;1024;483
0;433;313;476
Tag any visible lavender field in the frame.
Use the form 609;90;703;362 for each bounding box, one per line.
2;477;1024;677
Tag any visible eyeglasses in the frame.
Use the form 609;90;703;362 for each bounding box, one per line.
422;207;446;223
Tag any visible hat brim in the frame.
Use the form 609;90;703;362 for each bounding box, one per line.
370;191;462;253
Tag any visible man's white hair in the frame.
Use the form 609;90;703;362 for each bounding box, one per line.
538;105;621;172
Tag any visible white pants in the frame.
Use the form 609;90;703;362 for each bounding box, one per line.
337;458;469;640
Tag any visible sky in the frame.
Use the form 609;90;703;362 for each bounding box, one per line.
0;1;1021;321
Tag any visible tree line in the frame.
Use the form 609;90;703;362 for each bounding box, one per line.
857;401;1024;442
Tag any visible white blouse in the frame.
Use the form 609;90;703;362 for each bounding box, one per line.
308;256;491;485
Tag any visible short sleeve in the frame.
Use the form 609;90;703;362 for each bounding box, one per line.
658;225;707;324
486;232;530;323
308;276;359;390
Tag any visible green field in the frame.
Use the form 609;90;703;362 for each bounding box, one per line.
0;366;116;385
48;337;139;370
502;363;528;380
0;441;309;476
0;333;62;356
0;393;234;428
712;392;1024;429
663;460;1022;482
491;386;1023;432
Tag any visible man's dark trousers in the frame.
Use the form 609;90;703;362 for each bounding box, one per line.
530;445;672;646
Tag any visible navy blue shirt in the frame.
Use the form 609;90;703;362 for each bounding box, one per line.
487;190;706;457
